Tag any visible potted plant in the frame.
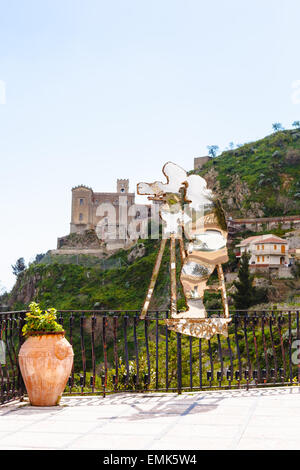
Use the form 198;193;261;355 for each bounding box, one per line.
18;302;74;406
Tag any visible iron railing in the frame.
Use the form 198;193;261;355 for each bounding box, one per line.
1;310;300;404
0;312;25;404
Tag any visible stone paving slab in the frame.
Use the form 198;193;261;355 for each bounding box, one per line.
0;387;300;450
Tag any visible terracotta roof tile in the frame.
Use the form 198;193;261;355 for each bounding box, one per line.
253;236;287;244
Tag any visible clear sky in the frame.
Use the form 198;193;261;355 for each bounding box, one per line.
0;0;300;291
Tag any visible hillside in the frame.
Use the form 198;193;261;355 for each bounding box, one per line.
8;239;181;311
4;128;300;312
192;129;300;218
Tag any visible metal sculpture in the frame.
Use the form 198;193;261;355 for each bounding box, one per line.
137;162;231;340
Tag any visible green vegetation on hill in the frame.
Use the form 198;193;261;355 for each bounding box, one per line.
192;129;300;217
9;239;179;311
9;237;226;312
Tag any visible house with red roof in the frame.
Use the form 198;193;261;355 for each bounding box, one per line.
236;234;289;269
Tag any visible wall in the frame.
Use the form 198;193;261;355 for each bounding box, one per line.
194;156;211;170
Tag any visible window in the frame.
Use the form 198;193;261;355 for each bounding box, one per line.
262;256;265;262
262;245;264;250
79;213;83;221
257;245;260;250
79;198;84;206
274;245;277;250
257;256;260;262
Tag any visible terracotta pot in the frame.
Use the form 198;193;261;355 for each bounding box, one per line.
18;332;74;406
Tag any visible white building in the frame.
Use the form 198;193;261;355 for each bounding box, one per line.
236;234;289;268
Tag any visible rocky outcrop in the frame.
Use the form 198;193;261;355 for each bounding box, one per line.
8;271;41;307
127;243;146;263
57;230;102;250
284;229;300;248
205;171;265;217
203;168;220;193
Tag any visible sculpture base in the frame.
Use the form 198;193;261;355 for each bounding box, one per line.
165;317;232;340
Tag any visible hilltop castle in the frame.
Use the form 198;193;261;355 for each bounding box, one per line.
70;179;135;235
55;178;152;252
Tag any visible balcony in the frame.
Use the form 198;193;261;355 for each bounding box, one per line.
252;247;286;256
1;309;299;404
1;309;300;450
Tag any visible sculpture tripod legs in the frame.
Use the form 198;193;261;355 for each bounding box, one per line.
139;235;230;329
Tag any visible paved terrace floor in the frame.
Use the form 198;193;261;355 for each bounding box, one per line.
0;386;300;450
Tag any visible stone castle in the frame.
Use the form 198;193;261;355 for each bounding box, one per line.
57;178;152;252
69;157;216;236
70;179;135;235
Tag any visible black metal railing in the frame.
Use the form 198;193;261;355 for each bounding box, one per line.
0;312;25;404
1;310;300;404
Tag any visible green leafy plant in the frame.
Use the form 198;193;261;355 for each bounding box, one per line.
22;302;64;337
232;252;255;309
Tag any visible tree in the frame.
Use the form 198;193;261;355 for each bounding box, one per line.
33;253;45;264
0;282;6;296
12;258;26;277
207;145;219;158
232;252;268;309
232;251;254;310
291;261;300;279
272;122;284;132
292;121;300;128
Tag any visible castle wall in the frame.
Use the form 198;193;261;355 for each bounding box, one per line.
90;192;135;229
194;156;211;170
70;181;137;240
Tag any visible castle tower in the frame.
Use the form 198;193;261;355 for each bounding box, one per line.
117;179;129;193
70;185;93;233
69;179;136;238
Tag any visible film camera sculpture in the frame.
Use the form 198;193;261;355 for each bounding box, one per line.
137;162;231;340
